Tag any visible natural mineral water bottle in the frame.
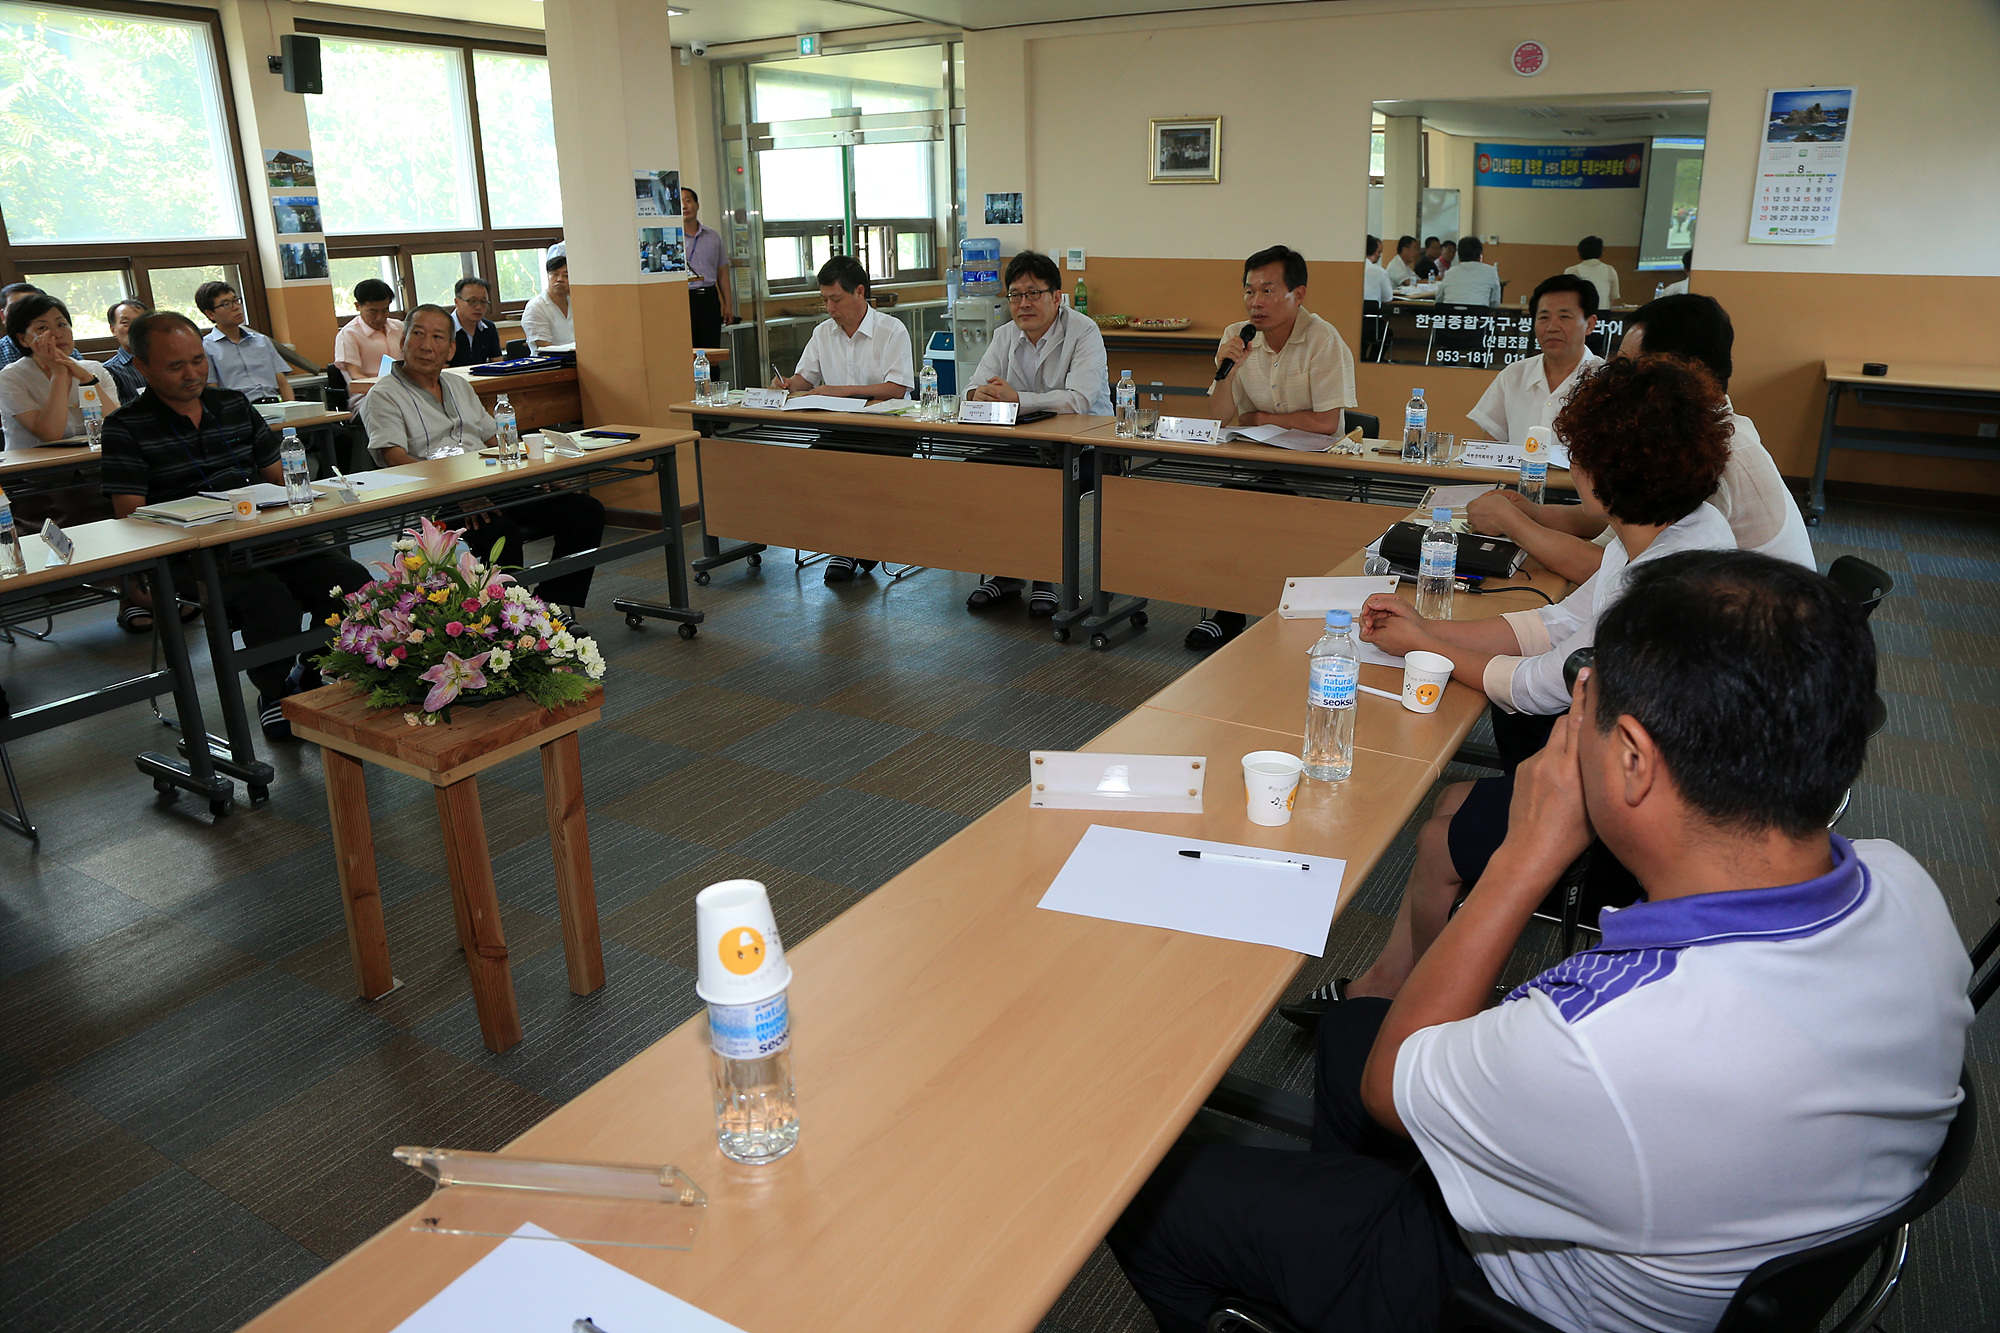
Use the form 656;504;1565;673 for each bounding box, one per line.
1115;369;1137;438
918;359;939;421
696;879;799;1164
0;485;24;577
1519;425;1552;506
693;348;713;406
1402;387;1428;462
81;383;104;452
281;428;313;513
494;394;519;462
1303;609;1359;781
1417;505;1458;621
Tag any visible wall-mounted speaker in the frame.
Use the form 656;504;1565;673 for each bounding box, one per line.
281;34;322;95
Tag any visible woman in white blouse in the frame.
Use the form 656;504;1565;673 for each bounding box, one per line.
0;293;119;450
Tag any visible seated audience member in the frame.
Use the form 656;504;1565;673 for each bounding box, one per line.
1414;236;1443;281
0;292;122;451
447;277;502;366
1285;355;1738;1023
1111;547;1971;1333
962;250;1111;617
1431;236;1502;309
1362;235;1395;308
1466;273;1602;447
772;255;914;584
103;298;151;401
360;305;604;622
1662;247;1693;297
332;279;404;392
1468;294;1813;583
0;282;48;369
100;312;366;740
1564;233;1622;309
196;281;293;402
1383;235;1420;287
1436;238;1457;273
1190;245;1357;650
522;254;574;351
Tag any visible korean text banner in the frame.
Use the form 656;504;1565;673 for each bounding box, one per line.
1475;143;1645;189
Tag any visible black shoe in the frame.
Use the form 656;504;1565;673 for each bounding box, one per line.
287;657;323;695
966;576;1024;610
1278;977;1349;1031
1028;582;1059;618
258;693;296;743
856;560;878;575
824;556;859;583
1184;610;1247;650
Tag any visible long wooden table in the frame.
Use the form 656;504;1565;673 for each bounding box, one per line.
1810;359;2000;523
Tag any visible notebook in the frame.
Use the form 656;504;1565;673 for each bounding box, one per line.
130;495;237;526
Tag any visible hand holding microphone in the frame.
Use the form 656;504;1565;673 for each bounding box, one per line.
1207;318;1257;396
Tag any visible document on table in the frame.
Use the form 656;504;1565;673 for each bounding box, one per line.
1221;423;1337;452
389;1222;746;1333
1038;825;1346;955
778;394;875;412
1458;439;1571;470
1424;483;1500;510
200;482;293;508
310;470;425;494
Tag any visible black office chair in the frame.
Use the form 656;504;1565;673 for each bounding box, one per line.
1971;900;2000;1012
1344;411;1380;441
504;337;530;359
1361;299;1388;362
1825;555;1894;619
1425;304;1496;369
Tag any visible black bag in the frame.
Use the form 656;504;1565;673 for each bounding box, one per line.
1378;521;1525;578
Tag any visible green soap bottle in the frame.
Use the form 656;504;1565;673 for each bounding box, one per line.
1074;280;1089;315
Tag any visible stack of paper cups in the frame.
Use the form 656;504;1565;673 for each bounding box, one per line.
695;879;793;1007
696;880;800;1163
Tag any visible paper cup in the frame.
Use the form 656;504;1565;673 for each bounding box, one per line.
523;432;545;460
694;879;792;1005
1401;650;1454;713
234;498;256;519
1243;751;1304;827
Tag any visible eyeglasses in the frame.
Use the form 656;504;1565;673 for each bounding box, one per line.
1005;288;1055;305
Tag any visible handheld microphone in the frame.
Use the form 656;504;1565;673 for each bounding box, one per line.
1207;319;1258;394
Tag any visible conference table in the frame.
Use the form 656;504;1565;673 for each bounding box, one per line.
236;510;1568;1333
1810;360;2000;524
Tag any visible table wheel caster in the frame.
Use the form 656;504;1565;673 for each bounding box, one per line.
625;613;645;629
1131;611;1149;630
1053;626;1070;643
153;778;179;800
678;623;698;639
248;784;269;804
747;553;763;568
1090;633;1110;651
694;570;711;586
209;798;233;818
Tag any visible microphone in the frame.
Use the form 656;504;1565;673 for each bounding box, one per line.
1208;319;1257;394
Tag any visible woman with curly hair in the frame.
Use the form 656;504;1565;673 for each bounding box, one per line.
1281;354;1739;1022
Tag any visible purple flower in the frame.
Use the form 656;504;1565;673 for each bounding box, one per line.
419;651;491;712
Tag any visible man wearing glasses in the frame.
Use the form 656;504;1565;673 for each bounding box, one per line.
962;251;1111;616
196;280;294;403
447;276;503;366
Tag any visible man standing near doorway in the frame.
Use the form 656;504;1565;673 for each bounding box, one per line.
683;187;732;349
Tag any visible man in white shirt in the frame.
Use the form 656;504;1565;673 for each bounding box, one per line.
1382;235;1420;288
1661;248;1693;297
772;255;915;583
1432;236;1502;309
197;281;293;402
963;250;1110;616
1466;274;1602;447
521;254;574;351
1564;234;1622;310
1466;293;1814;583
360;305;604;619
1109;548;1970;1333
1363;235;1395;308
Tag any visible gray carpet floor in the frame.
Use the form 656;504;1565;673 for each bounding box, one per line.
0;497;1993;1332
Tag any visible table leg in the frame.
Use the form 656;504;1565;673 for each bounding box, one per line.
323;748;395;1000
1810;381;1842;525
541;731;605;996
434;776;523;1053
1049;439;1084;638
133;555;236;811
189;545;276;799
609;446;707;634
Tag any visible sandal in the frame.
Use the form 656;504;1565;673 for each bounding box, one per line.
118;604;154;634
966;576;1023;610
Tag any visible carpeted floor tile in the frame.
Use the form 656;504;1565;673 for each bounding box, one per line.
1011;650;1185;711
168;846;439;963
816;667;1002;729
847;731;1030;819
705;647;887;705
490;815;713;919
607;683;803;752
0;860;159;981
730;786;971;892
367;780;552;881
0;1080;174;1262
66;810;328;910
718;707;923;784
597;754;826;847
605;850;860;972
940;686;1129;752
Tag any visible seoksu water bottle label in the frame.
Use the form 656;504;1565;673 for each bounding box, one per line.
1420;543;1455;578
1521;459;1548;480
708;992;790;1060
1308;657;1358;709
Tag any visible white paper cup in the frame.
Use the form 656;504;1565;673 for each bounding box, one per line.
1401;650;1454;713
523;432;545;460
694;879;792;1005
1243;751;1304;826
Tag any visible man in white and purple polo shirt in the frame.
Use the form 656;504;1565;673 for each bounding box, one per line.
1109;549;1972;1333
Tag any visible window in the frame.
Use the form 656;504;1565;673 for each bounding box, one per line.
307;38;480;233
410;250;476;305
329;255;402;312
146;263;237;321
473;51;561;227
20;268;129;340
494;247;549;304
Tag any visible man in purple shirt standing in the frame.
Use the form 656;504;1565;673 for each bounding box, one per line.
682;186;732;348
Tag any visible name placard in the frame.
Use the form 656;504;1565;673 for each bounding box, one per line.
740;388;789;410
40;518;74;566
1156;415;1220;444
955;399;1018;426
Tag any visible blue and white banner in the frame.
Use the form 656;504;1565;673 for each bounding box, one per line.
1475;142;1645;190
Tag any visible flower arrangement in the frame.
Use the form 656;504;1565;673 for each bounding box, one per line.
317;516;605;725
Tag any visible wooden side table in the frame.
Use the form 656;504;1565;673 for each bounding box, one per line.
283;684;605;1053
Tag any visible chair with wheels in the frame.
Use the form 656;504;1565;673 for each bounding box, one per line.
1344;410;1381;441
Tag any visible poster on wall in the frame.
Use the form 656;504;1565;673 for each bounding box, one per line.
262;149;315;188
279;242;329;281
639;224;686;278
271;196;321;234
1474;142;1644;189
983;192;1023;225
635;170;680;218
1748;87;1853;245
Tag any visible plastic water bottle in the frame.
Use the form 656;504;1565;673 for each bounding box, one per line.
1074;279;1089;315
0;485;24;578
1519;425;1551;506
708;990;800;1163
693;348;713;406
1417;505;1458;620
1115;369;1137;438
494;394;519;463
1402;387;1428;462
280;428;312;513
80;384;104;452
918;359;939;421
1303;609;1359;782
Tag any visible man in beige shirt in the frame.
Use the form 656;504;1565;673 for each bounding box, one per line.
1192;244;1357;649
1564;235;1622;311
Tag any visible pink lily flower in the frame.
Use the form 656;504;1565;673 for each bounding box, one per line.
419;651;491;712
409;515;463;566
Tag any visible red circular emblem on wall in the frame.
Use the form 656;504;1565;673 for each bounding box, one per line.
1477;152;1492;173
1626;154;1643;174
1512;41;1547;76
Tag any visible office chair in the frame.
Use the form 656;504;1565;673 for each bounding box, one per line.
504;338;530;359
1361;299;1387;362
1970;899;1999;1012
1825;555;1894;618
1344;411;1381;441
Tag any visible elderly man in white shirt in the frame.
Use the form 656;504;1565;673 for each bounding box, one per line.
772;255;915;583
521;253;574;351
1563;234;1623;311
1363;236;1396;308
1466;273;1602;449
1382;235;1420;288
1466;293;1813;585
960;250;1111;616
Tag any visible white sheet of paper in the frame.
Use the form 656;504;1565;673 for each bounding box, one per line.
201;483;293;508
388;1222;746;1333
782;394;869;412
1037;825;1346;955
1356;640;1406;668
858;397;918;415
311;471;423;494
1424;483;1500;510
1276;575;1400;619
1222;424;1336;452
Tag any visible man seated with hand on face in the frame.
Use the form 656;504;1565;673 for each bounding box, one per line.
1190;244;1356;650
771;255;914;584
1466;293;1813;585
1466;274;1601;449
359;304;605;627
962;250;1110;617
1109;547;1972;1333
1281;355;1738;1025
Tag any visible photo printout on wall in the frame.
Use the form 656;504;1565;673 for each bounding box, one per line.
1150;117;1221;183
635;170;681;218
983;192;1024;225
263;149;316;189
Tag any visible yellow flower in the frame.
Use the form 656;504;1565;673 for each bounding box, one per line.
324;613;341;627
429;588;450;603
403;555;422;571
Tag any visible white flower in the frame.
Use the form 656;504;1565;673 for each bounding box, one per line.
551;631;576;655
392;538;415;552
423;712;439;726
585;659;606;680
576;636;602;662
408;629;426;643
504;585;533;605
486;646;512;672
404;712;421;727
328;585;343;597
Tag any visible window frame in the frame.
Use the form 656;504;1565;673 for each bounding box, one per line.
298;19;563;327
0;0;270;353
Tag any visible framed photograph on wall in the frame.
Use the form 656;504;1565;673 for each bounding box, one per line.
1149;116;1221;183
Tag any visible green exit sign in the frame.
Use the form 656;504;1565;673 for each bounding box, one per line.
798;32;821;57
